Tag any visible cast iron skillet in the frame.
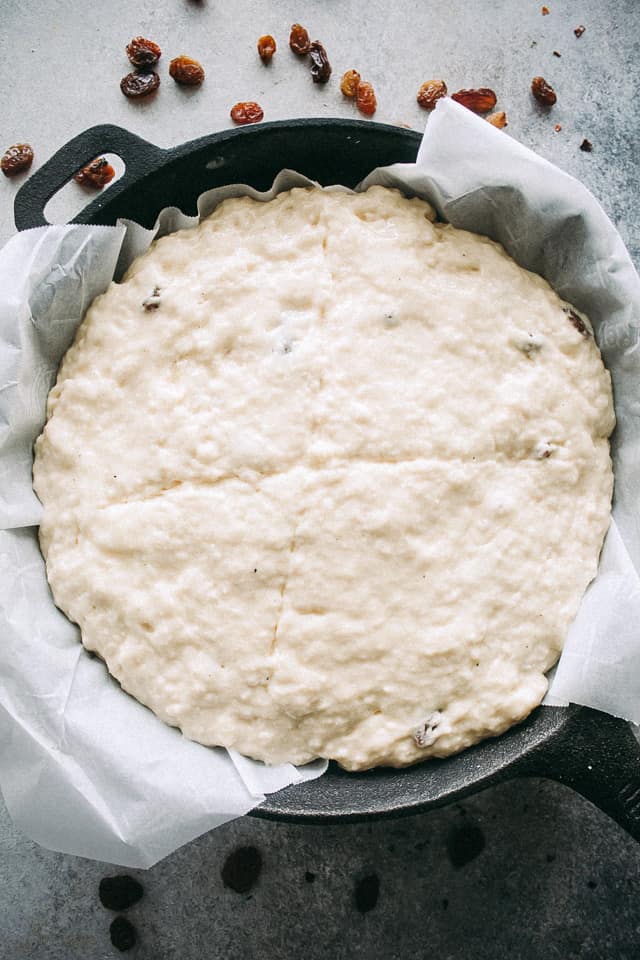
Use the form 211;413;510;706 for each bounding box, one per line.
14;119;640;838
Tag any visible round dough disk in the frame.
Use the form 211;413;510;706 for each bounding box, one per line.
33;186;614;770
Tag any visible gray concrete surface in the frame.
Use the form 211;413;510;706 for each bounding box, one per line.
1;1;640;957
2;778;640;960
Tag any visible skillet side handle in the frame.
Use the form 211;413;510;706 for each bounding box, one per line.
14;125;164;231
522;707;640;841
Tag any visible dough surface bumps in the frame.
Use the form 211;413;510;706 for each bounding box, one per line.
33;186;614;770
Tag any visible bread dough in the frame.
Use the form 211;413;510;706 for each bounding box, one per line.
32;186;614;770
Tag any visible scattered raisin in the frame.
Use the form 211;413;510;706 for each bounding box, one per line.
553;50;562;57
109;916;137;952
99;875;144;911
169;55;205;85
126;36;161;68
304;871;316;883
230;101;264;125
574;24;586;38
340;69;361;98
417;79;448;110
542;5;550;14
1;143;34;177
120;71;160;99
554;123;562;132
564;307;591;336
289;23;310;55
356;81;377;116
308;41;331;83
580;137;593;152
451;87;497;113
257;34;276;63
74;157;116;189
531;76;557;105
354;874;380;914
221;846;263;893
486;110;508;128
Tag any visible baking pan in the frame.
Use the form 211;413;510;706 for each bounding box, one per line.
14;119;640;838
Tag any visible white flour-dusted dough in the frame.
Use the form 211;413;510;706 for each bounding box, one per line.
33;186;614;770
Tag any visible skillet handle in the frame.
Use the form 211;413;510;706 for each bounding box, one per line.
522;707;640;841
14;124;165;231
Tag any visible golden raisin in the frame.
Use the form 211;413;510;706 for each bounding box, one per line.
257;35;276;63
289;23;310;55
340;69;361;98
356;81;377;116
531;76;556;105
451;88;497;113
1;143;34;177
230;101;264;125
126;37;161;68
169;56;205;85
486;111;508;128
74;157;116;188
308;41;331;83
120;71;160;98
541;5;550;14
564;307;590;337
417;79;448;110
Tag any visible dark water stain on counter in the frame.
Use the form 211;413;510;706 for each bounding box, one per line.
109;916;137;952
99;875;144;911
354;873;380;914
221;846;263;894
446;823;486;868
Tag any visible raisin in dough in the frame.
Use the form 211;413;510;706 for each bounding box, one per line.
33;186;614;770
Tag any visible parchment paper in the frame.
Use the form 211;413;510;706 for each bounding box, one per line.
1;98;639;867
0;175;330;870
362;100;640;716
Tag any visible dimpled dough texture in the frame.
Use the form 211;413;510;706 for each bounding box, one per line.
33;186;614;771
